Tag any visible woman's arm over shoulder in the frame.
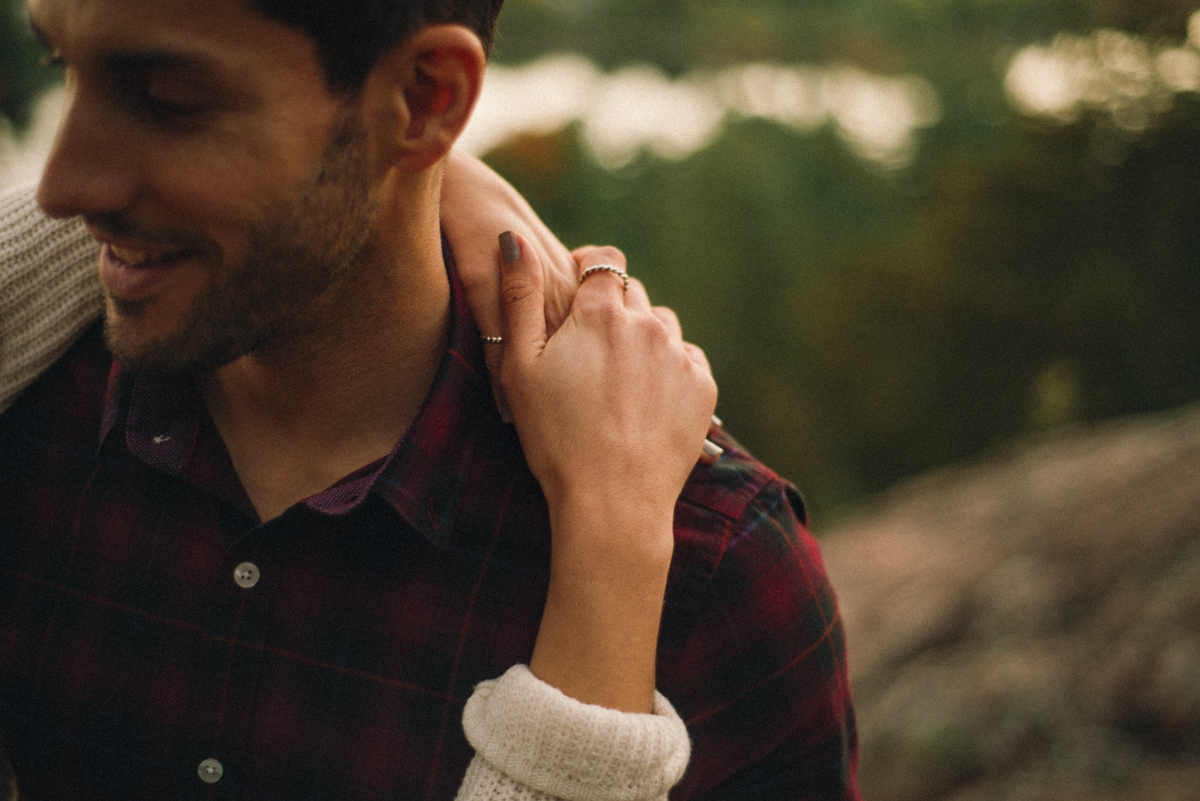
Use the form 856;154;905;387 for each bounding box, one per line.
450;236;713;801
0;184;103;414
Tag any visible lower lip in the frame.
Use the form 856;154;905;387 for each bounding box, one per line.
99;245;190;301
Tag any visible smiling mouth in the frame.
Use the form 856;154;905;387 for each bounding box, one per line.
109;244;191;266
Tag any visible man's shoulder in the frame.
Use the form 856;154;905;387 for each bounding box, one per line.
0;322;112;455
679;426;806;527
668;426;815;602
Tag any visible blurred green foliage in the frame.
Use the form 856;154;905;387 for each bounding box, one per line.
2;0;1198;516
0;0;58;132
487;0;1200;515
493;0;1198;76
484;104;1200;514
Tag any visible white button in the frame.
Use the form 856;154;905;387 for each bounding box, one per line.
198;758;223;783
233;562;260;589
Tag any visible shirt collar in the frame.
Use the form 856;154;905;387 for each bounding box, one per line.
99;241;502;546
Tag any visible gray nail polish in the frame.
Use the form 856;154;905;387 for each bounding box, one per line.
499;231;520;265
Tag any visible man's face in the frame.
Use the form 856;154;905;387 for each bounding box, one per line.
30;0;377;373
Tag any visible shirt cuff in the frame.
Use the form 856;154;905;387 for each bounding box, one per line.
461;664;690;801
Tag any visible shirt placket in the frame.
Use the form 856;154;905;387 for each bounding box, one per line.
183;524;276;793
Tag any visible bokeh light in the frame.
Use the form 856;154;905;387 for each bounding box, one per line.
461;56;940;170
1005;11;1200;133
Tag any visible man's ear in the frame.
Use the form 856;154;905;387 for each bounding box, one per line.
367;25;486;174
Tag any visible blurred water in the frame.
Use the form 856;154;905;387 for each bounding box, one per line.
0;57;941;193
1005;10;1200;133
463;56;939;169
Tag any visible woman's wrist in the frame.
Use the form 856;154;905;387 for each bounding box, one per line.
530;508;675;714
546;489;676;560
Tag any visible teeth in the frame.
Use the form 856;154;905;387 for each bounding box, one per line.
110;245;179;266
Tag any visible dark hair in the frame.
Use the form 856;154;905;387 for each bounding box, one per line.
249;0;505;94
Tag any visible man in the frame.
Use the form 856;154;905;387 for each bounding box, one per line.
0;0;860;798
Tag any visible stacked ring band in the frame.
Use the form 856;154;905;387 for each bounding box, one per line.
579;264;629;293
480;335;503;345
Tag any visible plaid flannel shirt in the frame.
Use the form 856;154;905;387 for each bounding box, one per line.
0;258;859;800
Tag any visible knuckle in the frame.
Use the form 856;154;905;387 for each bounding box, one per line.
501;277;537;306
582;245;627;269
643;314;673;345
575;284;623;316
652;304;680;327
595;298;626;327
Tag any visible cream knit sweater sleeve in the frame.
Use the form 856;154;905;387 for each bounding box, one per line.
0;184;103;414
0;186;693;801
457;665;691;801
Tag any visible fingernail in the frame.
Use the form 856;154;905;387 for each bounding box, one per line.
711;414;722;428
499;231;520;266
703;439;724;458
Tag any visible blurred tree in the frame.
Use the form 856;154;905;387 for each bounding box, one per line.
479;0;1200;518
485;91;1200;514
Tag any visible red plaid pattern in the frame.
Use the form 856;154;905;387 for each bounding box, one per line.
0;257;859;799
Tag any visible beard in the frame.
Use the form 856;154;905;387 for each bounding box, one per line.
100;109;376;375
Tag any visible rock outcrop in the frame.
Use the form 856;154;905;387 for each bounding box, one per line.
820;404;1200;800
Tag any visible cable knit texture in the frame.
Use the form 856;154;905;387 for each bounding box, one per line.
0;185;103;414
460;665;691;801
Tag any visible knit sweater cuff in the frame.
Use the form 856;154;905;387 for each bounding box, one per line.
461;665;690;801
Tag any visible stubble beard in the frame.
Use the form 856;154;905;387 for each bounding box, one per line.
104;110;377;375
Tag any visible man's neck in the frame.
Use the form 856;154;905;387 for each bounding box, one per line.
197;223;451;524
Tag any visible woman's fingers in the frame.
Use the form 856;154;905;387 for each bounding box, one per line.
442;152;579;419
652;306;683;341
442;150;576;341
502;238;722;488
653;307;722;465
499;232;547;360
572;246;653;314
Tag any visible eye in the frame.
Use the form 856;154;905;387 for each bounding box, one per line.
114;69;218;127
130;93;216;132
142;91;213;117
145;75;212;113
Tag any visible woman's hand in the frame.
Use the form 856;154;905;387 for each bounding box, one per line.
442;152;575;339
497;232;717;713
441;151;581;418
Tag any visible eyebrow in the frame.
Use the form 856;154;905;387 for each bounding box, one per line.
25;6;227;80
100;50;226;80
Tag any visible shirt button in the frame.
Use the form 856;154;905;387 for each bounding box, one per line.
233;562;260;589
198;758;224;783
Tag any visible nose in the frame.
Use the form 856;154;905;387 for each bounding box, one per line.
37;81;139;220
